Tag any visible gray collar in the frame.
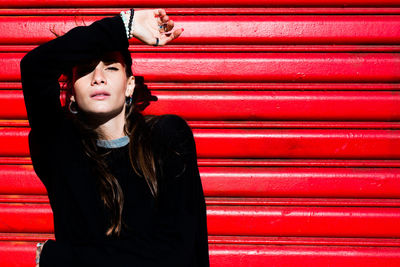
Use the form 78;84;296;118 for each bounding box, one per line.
96;136;129;148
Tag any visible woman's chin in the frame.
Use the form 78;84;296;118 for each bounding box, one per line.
82;106;124;119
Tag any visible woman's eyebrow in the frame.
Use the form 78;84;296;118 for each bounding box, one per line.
103;60;121;65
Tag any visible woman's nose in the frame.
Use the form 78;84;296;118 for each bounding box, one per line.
91;65;107;86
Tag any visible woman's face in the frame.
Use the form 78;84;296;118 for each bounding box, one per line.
70;51;135;117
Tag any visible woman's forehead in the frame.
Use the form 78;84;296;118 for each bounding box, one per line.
100;51;125;64
73;51;125;69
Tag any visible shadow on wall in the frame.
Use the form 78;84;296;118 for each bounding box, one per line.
132;76;158;112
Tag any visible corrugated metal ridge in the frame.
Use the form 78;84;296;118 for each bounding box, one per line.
2;165;400;197
3;120;400;129
1;0;400;8
3;7;400;15
3;16;400;45
5;44;400;53
1;128;400;157
2;195;400;207
4;53;400;82
2;203;400;237
2;242;400;267
1;233;400;247
3;157;400;167
2;90;400;120
2;81;400;90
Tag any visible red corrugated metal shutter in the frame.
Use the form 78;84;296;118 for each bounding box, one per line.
1;1;400;266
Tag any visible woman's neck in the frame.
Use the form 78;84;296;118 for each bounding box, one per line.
83;107;127;140
96;111;127;140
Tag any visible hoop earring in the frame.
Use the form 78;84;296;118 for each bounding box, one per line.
69;100;78;114
125;96;132;106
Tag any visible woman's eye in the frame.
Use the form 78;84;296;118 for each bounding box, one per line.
107;67;118;70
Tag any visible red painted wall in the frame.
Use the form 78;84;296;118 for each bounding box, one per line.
1;1;400;266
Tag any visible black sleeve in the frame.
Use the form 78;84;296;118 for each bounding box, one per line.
20;15;130;134
39;115;210;267
20;14;130;190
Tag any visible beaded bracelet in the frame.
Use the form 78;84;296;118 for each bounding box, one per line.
128;8;135;38
119;10;130;39
119;9;135;39
35;242;44;265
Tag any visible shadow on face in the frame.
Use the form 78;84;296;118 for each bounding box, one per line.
72;51;129;82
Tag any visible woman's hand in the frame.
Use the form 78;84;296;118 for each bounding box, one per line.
129;9;183;46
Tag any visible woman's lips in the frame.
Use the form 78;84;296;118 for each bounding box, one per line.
92;94;109;100
91;91;110;100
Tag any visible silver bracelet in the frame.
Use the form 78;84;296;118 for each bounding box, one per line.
36;242;44;264
119;10;134;39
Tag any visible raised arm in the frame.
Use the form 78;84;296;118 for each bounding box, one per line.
20;9;182;134
20;15;125;134
20;13;133;193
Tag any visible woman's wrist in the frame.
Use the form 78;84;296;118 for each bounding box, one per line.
119;8;183;46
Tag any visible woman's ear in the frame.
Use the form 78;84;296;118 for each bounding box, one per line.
126;75;135;97
70;95;75;102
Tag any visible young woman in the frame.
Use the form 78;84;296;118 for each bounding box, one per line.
20;8;209;267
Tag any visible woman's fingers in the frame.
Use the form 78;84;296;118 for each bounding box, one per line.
134;9;182;46
165;20;174;32
154;9;169;25
162;15;169;23
159;20;174;33
154;9;166;18
153;9;175;34
159;28;183;46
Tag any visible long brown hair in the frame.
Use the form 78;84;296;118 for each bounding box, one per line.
63;57;167;237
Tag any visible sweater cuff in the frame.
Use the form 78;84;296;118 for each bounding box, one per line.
107;15;132;69
111;15;130;50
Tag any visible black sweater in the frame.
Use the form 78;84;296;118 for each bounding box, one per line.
20;15;209;267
